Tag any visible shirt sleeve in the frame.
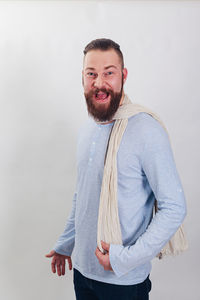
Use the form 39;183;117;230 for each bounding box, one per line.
109;118;187;277
53;192;77;256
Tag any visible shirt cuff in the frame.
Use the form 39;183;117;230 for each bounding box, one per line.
53;242;74;257
109;244;128;278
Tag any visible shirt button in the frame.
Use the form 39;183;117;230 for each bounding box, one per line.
89;158;92;162
92;141;96;145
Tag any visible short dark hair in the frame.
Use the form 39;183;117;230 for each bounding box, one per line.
83;38;124;69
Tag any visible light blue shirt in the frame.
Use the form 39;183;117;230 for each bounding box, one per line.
54;110;186;285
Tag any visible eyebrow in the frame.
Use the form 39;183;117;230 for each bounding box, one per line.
85;65;118;71
105;65;118;70
85;67;95;71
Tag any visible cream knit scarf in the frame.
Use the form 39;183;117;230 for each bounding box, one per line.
97;94;188;259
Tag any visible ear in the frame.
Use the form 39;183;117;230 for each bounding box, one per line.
82;70;84;86
122;68;128;83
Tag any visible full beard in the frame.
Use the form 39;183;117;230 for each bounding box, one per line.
84;86;123;122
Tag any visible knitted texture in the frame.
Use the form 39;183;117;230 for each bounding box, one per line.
97;94;188;258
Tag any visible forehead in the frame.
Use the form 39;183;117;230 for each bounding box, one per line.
83;49;121;70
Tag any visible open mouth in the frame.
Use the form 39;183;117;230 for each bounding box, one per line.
94;91;110;103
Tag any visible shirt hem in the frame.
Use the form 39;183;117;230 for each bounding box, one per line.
73;262;151;286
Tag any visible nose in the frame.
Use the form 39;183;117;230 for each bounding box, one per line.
93;75;105;89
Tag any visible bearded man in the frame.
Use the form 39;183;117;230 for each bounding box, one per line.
46;38;187;300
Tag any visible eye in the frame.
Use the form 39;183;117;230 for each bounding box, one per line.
104;71;113;76
86;72;96;78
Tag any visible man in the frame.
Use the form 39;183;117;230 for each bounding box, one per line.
46;38;186;300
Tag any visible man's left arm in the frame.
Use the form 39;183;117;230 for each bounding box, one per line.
108;121;187;277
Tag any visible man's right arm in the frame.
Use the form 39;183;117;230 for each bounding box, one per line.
45;192;77;275
53;192;77;256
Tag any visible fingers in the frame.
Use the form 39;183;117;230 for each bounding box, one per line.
95;247;103;259
95;247;112;271
51;256;62;275
56;259;62;276
95;247;104;265
61;259;66;275
101;241;110;252
51;256;68;276
67;257;72;270
47;251;71;276
51;256;56;274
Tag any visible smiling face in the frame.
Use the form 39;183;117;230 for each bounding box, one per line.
82;49;128;122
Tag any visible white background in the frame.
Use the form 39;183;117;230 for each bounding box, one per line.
0;1;199;299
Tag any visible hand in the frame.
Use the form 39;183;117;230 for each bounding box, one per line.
45;250;72;276
95;241;113;271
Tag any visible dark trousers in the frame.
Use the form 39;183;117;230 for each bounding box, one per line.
73;268;152;300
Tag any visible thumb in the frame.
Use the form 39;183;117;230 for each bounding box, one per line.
101;241;110;252
45;250;56;258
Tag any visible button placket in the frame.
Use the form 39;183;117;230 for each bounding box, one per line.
88;125;101;165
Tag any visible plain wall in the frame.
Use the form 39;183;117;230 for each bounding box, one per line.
0;1;199;299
